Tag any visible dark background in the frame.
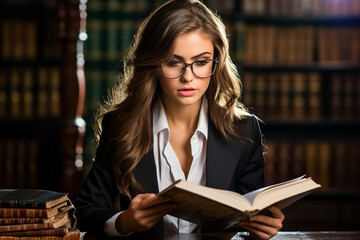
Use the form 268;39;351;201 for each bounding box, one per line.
1;0;359;231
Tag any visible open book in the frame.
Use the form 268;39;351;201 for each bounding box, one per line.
158;175;321;231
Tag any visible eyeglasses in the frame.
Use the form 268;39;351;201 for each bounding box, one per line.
161;59;218;79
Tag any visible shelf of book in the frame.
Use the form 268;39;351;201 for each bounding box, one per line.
261;121;360;141
239;64;360;72
0;0;85;201
237;16;360;26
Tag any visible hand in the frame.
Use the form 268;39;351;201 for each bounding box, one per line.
239;206;285;240
115;193;176;234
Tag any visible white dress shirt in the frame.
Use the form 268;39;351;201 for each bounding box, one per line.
104;97;208;236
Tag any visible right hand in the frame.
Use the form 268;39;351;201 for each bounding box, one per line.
115;193;176;234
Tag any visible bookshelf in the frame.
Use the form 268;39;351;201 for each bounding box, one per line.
82;0;360;231
0;0;85;200
207;0;360;231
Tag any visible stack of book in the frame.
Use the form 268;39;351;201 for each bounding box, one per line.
0;189;79;240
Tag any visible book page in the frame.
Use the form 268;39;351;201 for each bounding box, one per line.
243;175;306;204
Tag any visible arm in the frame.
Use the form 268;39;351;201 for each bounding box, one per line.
75;116;124;235
75;116;174;236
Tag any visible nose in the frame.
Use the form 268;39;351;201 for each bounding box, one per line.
181;64;194;82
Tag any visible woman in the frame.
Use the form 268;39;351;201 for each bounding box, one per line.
75;0;284;239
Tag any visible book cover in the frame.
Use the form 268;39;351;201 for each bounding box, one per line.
0;189;68;209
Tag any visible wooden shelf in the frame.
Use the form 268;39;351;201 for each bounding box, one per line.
238;64;360;72
236;15;360;26
261;120;360;141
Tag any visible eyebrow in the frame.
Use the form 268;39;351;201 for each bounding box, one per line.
173;52;212;60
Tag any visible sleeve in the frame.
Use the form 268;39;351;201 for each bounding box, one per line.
75;116;129;236
235;114;266;194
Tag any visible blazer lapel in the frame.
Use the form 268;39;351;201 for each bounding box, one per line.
205;120;244;190
132;149;159;195
132;149;164;233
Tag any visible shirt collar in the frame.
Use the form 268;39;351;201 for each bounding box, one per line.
152;96;208;140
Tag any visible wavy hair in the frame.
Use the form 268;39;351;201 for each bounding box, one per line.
94;0;250;199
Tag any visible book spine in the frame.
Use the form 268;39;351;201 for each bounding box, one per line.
0;208;49;218
0;217;48;225
0;229;79;240
0;226;68;237
0;71;7;117
23;69;35;118
0;222;55;233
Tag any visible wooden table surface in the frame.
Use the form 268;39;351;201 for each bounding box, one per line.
82;231;360;240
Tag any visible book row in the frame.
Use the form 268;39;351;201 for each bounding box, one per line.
87;0;360;17
265;140;360;191
0;139;39;189
233;25;360;65
240;0;360;17
242;71;360;121
0;68;61;119
0;20;37;61
0;19;59;61
86;19;360;66
87;0;166;13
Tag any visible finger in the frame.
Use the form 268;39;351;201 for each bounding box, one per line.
267;206;285;220
137;202;176;219
133;193;156;201
133;194;171;210
239;224;273;240
244;220;280;235
141;205;175;225
250;215;283;230
133;204;176;230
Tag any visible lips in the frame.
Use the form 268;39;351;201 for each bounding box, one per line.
178;87;197;96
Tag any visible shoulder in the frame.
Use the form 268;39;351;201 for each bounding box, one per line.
233;114;263;140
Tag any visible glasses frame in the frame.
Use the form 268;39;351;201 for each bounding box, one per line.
161;58;219;79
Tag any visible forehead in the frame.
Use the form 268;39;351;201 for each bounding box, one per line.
172;30;214;57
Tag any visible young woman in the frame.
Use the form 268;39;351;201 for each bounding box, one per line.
75;0;284;239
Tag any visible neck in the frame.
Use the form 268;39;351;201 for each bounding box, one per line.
161;97;202;132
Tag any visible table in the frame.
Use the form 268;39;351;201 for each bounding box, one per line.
82;231;360;240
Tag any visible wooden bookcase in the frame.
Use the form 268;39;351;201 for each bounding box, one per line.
203;0;360;231
82;0;360;230
0;0;85;201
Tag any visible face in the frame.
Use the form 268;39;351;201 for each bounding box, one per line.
158;30;214;109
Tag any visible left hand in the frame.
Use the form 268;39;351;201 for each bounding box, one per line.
239;206;285;240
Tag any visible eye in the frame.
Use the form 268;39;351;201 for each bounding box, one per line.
167;60;183;67
194;60;210;67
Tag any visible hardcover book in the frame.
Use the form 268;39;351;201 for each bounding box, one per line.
0;201;70;218
0;228;80;240
0;189;68;209
158;175;321;231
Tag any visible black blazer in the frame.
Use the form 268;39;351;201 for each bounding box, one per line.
75;114;265;236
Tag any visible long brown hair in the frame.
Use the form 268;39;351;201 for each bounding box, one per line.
94;0;250;199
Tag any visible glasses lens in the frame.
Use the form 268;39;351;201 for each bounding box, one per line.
162;60;184;79
162;59;217;79
192;60;216;78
